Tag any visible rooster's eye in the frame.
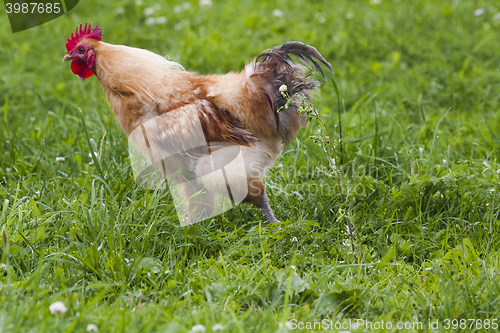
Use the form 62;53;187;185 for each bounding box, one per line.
78;47;85;54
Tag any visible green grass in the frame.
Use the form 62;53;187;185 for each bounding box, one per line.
1;0;500;332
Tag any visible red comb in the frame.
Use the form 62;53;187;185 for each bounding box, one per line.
66;23;102;52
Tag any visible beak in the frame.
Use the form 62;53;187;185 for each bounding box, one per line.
63;54;74;62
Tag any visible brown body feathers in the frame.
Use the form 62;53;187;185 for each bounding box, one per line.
67;31;332;223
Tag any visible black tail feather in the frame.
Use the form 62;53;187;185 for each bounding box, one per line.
256;41;333;78
251;41;333;145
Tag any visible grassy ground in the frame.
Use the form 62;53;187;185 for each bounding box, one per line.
1;0;500;332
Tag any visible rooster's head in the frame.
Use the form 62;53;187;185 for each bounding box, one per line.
63;23;102;80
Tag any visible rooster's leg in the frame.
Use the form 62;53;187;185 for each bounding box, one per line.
261;194;278;224
244;179;279;225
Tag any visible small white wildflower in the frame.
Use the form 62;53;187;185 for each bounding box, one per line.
212;324;224;331
397;273;403;277
279;321;293;330
156;17;167;24
87;324;98;332
6;168;11;172
174;5;182;13
494;13;500;21
290;265;296;271
370;0;381;4
30;116;36;121
191;324;206;333
88;152;99;158
146;17;156;25
279;84;287;93
486;203;490;206
175;19;189;30
0;263;6;270
115;7;124;14
474;8;485;16
56;157;65;162
35;190;40;196
144;7;155;16
49;301;67;315
339;261;345;264
273;9;283;18
199;0;212;8
291;236;298;242
491;189;496;193
425;267;432;271
135;0;142;5
497;169;500;174
315;13;326;24
345;12;353;19
419;147;424;154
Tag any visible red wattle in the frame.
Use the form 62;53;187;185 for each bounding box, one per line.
71;59;94;80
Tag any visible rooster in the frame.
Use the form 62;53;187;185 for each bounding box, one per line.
63;23;332;225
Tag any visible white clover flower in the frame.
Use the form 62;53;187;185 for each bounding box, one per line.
56;157;65;161
279;84;287;93
115;7;124;14
212;324;224;331
191;324;206;333
144;7;155;16
273;9;283;18
49;301;67;315
474;8;485;16
199;0;212;8
156;17;167;24
87;324;98;332
278;321;293;330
